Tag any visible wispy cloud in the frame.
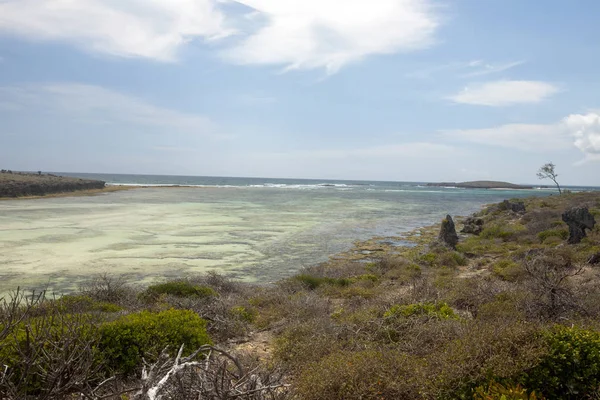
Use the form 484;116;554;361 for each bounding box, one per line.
459;60;525;78
0;0;440;73
442;111;600;163
0;83;226;138
223;0;439;74
407;59;523;80
448;80;559;106
0;0;232;61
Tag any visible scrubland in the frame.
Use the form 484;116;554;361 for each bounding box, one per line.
1;192;600;399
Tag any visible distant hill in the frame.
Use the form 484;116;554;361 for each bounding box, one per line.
0;171;105;198
426;180;533;189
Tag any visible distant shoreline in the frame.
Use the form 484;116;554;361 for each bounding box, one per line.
426;180;535;190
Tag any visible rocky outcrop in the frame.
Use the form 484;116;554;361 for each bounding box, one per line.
439;215;459;249
0;172;105;198
497;200;526;213
461;216;484;235
562;207;596;244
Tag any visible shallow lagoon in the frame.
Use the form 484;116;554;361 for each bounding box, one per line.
0;185;548;294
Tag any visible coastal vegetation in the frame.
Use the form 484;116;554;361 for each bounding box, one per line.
1;192;600;399
0;170;106;198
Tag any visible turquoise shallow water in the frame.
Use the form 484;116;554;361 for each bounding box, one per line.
0;174;579;294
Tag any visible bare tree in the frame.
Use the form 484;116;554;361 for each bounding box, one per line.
537;162;562;194
522;249;584;319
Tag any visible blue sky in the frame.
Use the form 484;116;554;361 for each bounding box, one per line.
1;0;599;185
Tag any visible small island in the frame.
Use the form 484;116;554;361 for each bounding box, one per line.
0;170;106;198
426;180;534;189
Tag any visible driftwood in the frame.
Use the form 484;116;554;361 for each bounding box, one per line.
131;344;288;400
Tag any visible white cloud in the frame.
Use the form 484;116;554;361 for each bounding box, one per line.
442;112;600;163
0;0;439;71
224;0;439;73
0;0;231;61
564;112;600;162
448;80;559;106
0;83;226;138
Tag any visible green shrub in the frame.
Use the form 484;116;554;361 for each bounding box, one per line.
416;250;467;268
537;228;568;243
522;326;600;399
229;306;257;323
440;250;469;267
473;381;544;399
353;274;379;283
145;281;217;299
56;295;123;313
98;309;211;374
481;224;524;241
0;313;100;396
292;274;351;290
492;259;523;282
384;302;459;320
417;252;438;266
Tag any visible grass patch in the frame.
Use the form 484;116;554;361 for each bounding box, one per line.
292;274;351;290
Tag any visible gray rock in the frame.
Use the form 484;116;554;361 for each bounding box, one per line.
562;207;596;244
461;216;484;235
498;200;526;213
439;214;459;249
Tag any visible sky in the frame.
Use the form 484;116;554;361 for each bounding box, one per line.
0;0;599;185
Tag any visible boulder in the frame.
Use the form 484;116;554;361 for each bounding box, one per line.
561;207;596;244
461;216;484;235
439;214;459;249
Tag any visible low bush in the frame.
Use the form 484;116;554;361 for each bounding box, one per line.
0;312;101;398
273;319;341;372
481;224;525;241
492;259;524;282
384;302;459;320
294;350;424;399
98;309;211;375
435;321;546;399
56;295;123;313
144;281;217;299
415;249;467;268
229;305;257;323
292;274;351;290
537;228;568;243
522;326;600;399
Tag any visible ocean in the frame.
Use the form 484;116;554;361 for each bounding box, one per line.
1;173;591;294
